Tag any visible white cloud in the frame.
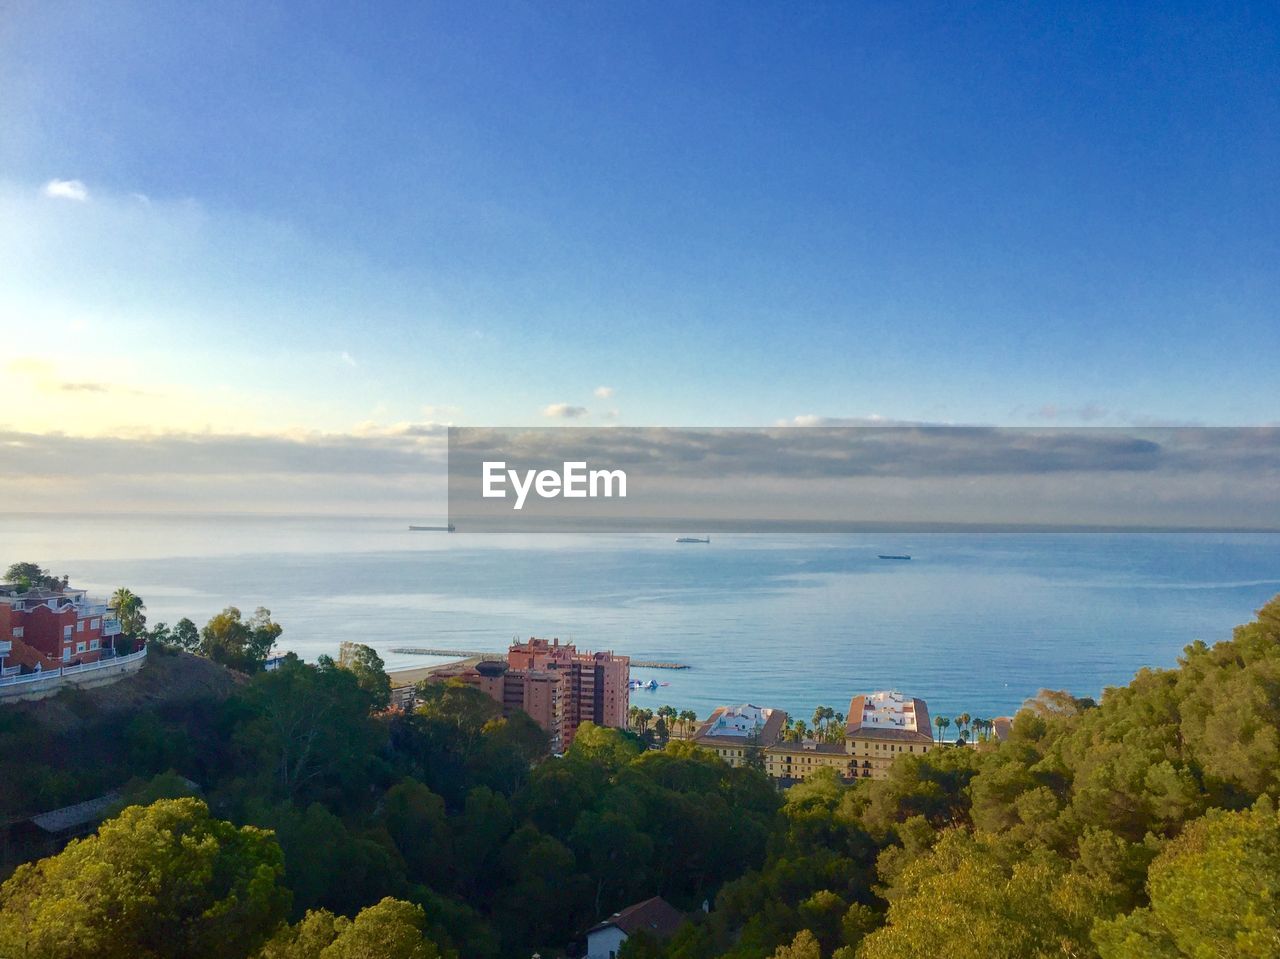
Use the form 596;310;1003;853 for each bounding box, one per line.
43;179;89;202
542;403;588;419
339;351;357;367
594;385;614;399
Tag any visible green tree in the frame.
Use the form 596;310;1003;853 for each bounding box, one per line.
4;562;67;591
258;898;441;959
1094;799;1280;958
233;657;383;802
858;830;1114;959
335;641;392;709
381;778;453;886
201;605;282;672
772;929;821;959
171;617;200;652
0;798;289;959
111;586;147;638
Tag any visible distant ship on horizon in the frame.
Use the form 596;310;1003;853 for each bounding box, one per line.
409;524;455;532
878;554;911;560
676;536;711;544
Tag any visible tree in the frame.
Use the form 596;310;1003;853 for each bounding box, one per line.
1093;799;1280;958
258;898;441;959
0;798;289;959
233;657;382;802
201;606;282;672
111;587;147;638
771;929;821;959
336;641;392;709
858;830;1113;959
680;709;699;738
172;617;200;652
4;562;65;591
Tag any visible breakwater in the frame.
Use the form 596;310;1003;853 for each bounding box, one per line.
388;647;689;669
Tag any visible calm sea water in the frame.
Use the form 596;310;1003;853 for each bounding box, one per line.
5;513;1279;722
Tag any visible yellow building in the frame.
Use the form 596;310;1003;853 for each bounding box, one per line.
842;690;934;779
695;691;935;783
691;703;787;767
764;739;852;781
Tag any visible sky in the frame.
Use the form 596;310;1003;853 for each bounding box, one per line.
2;2;1278;511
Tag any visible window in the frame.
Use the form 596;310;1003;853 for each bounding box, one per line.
10;627;21;639
76;642;86;653
91;618;100;629
77;620;85;632
62;647;72;662
63;625;73;639
89;639;99;650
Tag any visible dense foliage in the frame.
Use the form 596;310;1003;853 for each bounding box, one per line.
2;595;1278;959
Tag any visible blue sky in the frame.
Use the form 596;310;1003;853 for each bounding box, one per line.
2;1;1278;450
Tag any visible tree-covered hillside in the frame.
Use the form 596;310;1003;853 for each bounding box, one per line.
2;598;1278;959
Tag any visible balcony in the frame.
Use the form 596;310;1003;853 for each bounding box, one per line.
102;619;122;637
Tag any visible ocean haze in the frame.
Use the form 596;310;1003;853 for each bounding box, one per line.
7;512;1279;724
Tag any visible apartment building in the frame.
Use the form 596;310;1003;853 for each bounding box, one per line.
0;583;122;673
691;703;788;767
694;690;934;783
426;637;630;751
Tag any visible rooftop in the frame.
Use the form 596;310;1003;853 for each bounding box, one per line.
693;703;788;747
589;896;685;940
845;690;934;744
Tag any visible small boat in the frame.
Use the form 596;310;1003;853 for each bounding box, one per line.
409;525;456;532
878;554;911;560
676;536;710;544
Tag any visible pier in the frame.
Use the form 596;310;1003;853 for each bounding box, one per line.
388;647;689;669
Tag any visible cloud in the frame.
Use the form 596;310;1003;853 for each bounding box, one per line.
43;179;89;202
1034;404;1109;423
594;386;614;399
339;351;357;367
781;414;921;427
542;403;589;419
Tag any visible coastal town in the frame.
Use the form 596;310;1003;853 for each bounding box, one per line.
1;572;1005;789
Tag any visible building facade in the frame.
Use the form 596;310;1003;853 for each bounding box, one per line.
691;703;788;767
426;637;630;751
695;690;934;783
843;690;934;779
0;583;123;674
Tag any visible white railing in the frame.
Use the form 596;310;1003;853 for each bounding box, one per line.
0;645;147;689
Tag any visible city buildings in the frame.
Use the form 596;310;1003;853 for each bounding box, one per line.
0;582;122;674
690;703;787;768
425;637;630;751
696;690;934;783
843;690;935;779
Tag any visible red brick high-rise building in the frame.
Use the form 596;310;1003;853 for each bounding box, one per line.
427;637;630;751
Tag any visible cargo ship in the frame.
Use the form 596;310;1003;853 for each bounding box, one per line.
878;554;911;560
676;536;711;544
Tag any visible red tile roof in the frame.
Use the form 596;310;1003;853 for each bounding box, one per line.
589;896;685;940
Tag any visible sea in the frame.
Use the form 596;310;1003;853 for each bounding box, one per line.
6;513;1280;722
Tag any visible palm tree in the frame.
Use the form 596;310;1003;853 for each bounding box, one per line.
794;720;808;741
110;587;146;638
956;712;971;742
679;709;698;737
934;715;947;742
628;705;641;732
